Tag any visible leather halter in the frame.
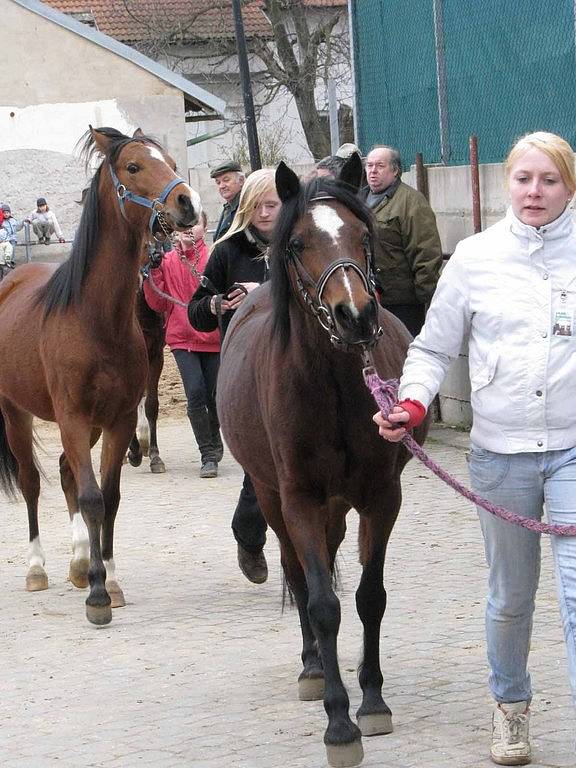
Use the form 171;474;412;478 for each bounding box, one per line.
287;194;383;348
109;161;187;239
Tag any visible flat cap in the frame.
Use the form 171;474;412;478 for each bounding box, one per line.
209;160;242;178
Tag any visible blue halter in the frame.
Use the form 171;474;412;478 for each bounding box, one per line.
109;162;187;238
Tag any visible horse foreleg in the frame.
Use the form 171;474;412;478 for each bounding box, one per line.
355;483;401;738
58;416;110;626
99;415;137;609
60;428;102;589
255;482;325;701
284;498;363;768
145;350;165;474
2;403;47;592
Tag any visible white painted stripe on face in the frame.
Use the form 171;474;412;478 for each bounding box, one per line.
28;536;45;568
71;512;89;560
311;204;344;243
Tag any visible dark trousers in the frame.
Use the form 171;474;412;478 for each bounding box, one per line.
172;349;220;418
232;472;268;553
382;302;426;338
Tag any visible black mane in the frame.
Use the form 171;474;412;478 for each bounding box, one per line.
36;127;163;317
269;176;375;348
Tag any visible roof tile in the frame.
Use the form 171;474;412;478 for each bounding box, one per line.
42;0;346;43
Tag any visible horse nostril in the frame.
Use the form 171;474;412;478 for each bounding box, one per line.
178;193;192;209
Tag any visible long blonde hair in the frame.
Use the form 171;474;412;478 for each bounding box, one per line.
211;168;277;252
505;131;576;194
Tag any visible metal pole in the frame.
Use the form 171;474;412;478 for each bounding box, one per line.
231;0;262;171
347;0;360;147
327;78;340;155
432;0;450;164
469;135;482;233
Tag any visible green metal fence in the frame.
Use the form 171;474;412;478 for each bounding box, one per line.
350;0;576;167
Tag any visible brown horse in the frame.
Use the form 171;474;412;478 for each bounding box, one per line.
217;158;429;767
127;288;167;473
0;127;200;625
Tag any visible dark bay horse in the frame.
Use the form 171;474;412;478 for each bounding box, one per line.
217;159;429;767
0;127;200;625
127;288;167;473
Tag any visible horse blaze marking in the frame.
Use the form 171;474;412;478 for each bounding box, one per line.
311;204;358;315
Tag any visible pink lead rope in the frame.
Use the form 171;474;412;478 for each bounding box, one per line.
363;368;576;536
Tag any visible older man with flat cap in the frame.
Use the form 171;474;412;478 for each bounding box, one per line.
210;160;245;241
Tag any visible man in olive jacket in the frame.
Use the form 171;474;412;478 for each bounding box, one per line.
359;145;443;336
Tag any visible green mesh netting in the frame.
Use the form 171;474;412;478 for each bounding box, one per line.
351;0;576;166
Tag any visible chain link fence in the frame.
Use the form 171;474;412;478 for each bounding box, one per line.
351;0;576;166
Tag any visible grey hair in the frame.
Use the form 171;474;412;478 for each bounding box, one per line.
369;144;402;177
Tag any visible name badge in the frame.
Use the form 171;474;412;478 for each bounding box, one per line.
553;309;574;337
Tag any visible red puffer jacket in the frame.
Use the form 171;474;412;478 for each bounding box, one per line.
143;241;220;353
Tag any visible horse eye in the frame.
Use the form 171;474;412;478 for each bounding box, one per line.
290;238;304;253
127;163;140;174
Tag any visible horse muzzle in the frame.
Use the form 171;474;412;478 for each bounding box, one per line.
330;296;381;347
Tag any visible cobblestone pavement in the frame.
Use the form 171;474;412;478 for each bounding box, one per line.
0;420;573;768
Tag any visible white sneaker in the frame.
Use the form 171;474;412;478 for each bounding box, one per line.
491;701;531;766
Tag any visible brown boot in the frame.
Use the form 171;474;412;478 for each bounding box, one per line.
237;543;268;584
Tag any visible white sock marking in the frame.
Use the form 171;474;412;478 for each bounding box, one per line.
28;536;45;568
137;398;149;443
71;512;90;561
104;559;116;582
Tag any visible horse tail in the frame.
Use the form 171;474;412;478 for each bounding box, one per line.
0;408;19;498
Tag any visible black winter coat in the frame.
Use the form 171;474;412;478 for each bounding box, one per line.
187;230;268;338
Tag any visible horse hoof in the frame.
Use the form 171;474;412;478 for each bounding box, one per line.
69;558;89;589
26;565;48;592
358;712;393;736
128;452;143;468
298;674;324;701
86;604;112;625
150;457;166;474
326;739;364;768
106;580;126;608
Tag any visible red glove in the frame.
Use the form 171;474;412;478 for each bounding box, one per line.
397;398;427;429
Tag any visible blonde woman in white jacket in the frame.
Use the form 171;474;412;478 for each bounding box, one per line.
375;132;576;766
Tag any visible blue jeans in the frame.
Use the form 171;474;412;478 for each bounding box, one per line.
468;444;576;706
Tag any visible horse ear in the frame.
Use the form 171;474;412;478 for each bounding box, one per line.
133;128;145;138
90;126;112;156
339;152;363;191
276;161;300;203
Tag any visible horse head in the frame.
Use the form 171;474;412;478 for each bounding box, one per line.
272;158;381;349
89;127;201;240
